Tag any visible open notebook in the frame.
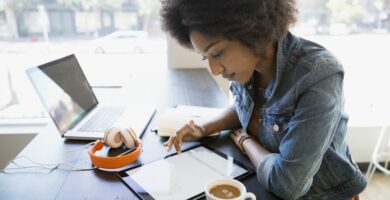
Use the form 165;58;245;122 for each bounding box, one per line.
155;105;225;137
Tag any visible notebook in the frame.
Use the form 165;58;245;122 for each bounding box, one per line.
155;105;224;137
26;54;155;140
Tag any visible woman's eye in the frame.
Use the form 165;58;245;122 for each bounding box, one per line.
212;50;224;58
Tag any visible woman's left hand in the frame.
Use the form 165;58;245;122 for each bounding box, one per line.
230;128;249;151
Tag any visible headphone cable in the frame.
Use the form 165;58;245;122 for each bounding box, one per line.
1;141;97;173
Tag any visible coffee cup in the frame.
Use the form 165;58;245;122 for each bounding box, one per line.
204;178;256;200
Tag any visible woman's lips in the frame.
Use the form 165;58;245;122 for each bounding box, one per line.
222;73;235;80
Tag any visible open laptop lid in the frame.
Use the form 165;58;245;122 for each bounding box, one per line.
26;54;98;135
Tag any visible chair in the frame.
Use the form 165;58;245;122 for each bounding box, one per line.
366;126;390;181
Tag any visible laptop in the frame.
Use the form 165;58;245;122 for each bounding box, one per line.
26;54;155;140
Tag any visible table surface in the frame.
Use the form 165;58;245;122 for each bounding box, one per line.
0;68;280;200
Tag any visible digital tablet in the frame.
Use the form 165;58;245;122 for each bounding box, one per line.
117;144;254;200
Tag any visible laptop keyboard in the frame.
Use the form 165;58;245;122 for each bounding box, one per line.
78;106;125;132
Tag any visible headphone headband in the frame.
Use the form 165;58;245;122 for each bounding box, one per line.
89;140;142;169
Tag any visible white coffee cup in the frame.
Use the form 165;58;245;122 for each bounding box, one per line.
205;178;256;200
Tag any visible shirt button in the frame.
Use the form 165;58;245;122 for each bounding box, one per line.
273;124;280;132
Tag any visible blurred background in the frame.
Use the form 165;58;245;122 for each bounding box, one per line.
0;0;166;121
1;0;390;159
0;0;389;123
0;0;390;198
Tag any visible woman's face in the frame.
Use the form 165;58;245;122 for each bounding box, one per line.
189;31;275;84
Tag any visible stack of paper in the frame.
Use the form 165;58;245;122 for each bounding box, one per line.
155;105;225;137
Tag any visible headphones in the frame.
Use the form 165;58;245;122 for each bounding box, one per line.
89;127;142;169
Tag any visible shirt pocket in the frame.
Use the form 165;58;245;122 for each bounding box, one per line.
261;108;294;151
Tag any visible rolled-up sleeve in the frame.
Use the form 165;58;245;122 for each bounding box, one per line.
257;153;277;190
257;153;313;199
256;66;344;199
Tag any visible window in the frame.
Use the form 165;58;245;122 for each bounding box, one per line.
293;0;390;126
0;0;166;123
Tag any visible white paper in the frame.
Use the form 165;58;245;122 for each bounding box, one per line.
125;146;248;200
155;105;225;137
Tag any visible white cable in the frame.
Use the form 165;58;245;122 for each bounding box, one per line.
1;141;97;173
60;141;96;156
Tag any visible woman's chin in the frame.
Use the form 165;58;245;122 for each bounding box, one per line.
235;76;251;84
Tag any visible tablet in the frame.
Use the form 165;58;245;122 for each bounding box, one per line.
117;144;254;200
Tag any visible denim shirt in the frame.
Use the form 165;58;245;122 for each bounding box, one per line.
230;32;367;200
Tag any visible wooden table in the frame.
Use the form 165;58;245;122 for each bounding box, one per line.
0;68;280;200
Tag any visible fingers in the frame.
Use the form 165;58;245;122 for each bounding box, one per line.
164;127;187;153
163;135;183;153
163;139;169;146
176;127;185;146
164;136;174;151
189;120;203;132
174;124;193;153
188;120;195;129
174;138;182;153
188;120;204;138
177;123;192;142
163;120;201;153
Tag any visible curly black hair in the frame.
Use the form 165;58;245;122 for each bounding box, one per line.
160;0;297;54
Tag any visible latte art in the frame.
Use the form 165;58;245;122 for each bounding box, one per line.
209;184;241;199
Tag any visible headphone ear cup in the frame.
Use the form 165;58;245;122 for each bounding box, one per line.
104;127;123;148
120;128;137;149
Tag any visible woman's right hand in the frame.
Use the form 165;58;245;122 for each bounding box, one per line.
163;120;206;153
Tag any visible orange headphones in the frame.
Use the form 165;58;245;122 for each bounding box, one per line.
89;127;142;169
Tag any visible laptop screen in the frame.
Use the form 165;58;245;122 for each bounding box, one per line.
27;54;98;134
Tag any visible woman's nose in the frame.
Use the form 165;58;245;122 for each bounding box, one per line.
208;58;224;76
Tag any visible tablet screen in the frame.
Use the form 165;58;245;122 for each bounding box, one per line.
117;145;253;200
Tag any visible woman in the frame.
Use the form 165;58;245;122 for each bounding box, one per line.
160;0;367;199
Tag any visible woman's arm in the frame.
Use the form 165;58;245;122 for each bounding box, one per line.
202;105;242;136
256;72;344;200
230;129;270;168
231;69;345;200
